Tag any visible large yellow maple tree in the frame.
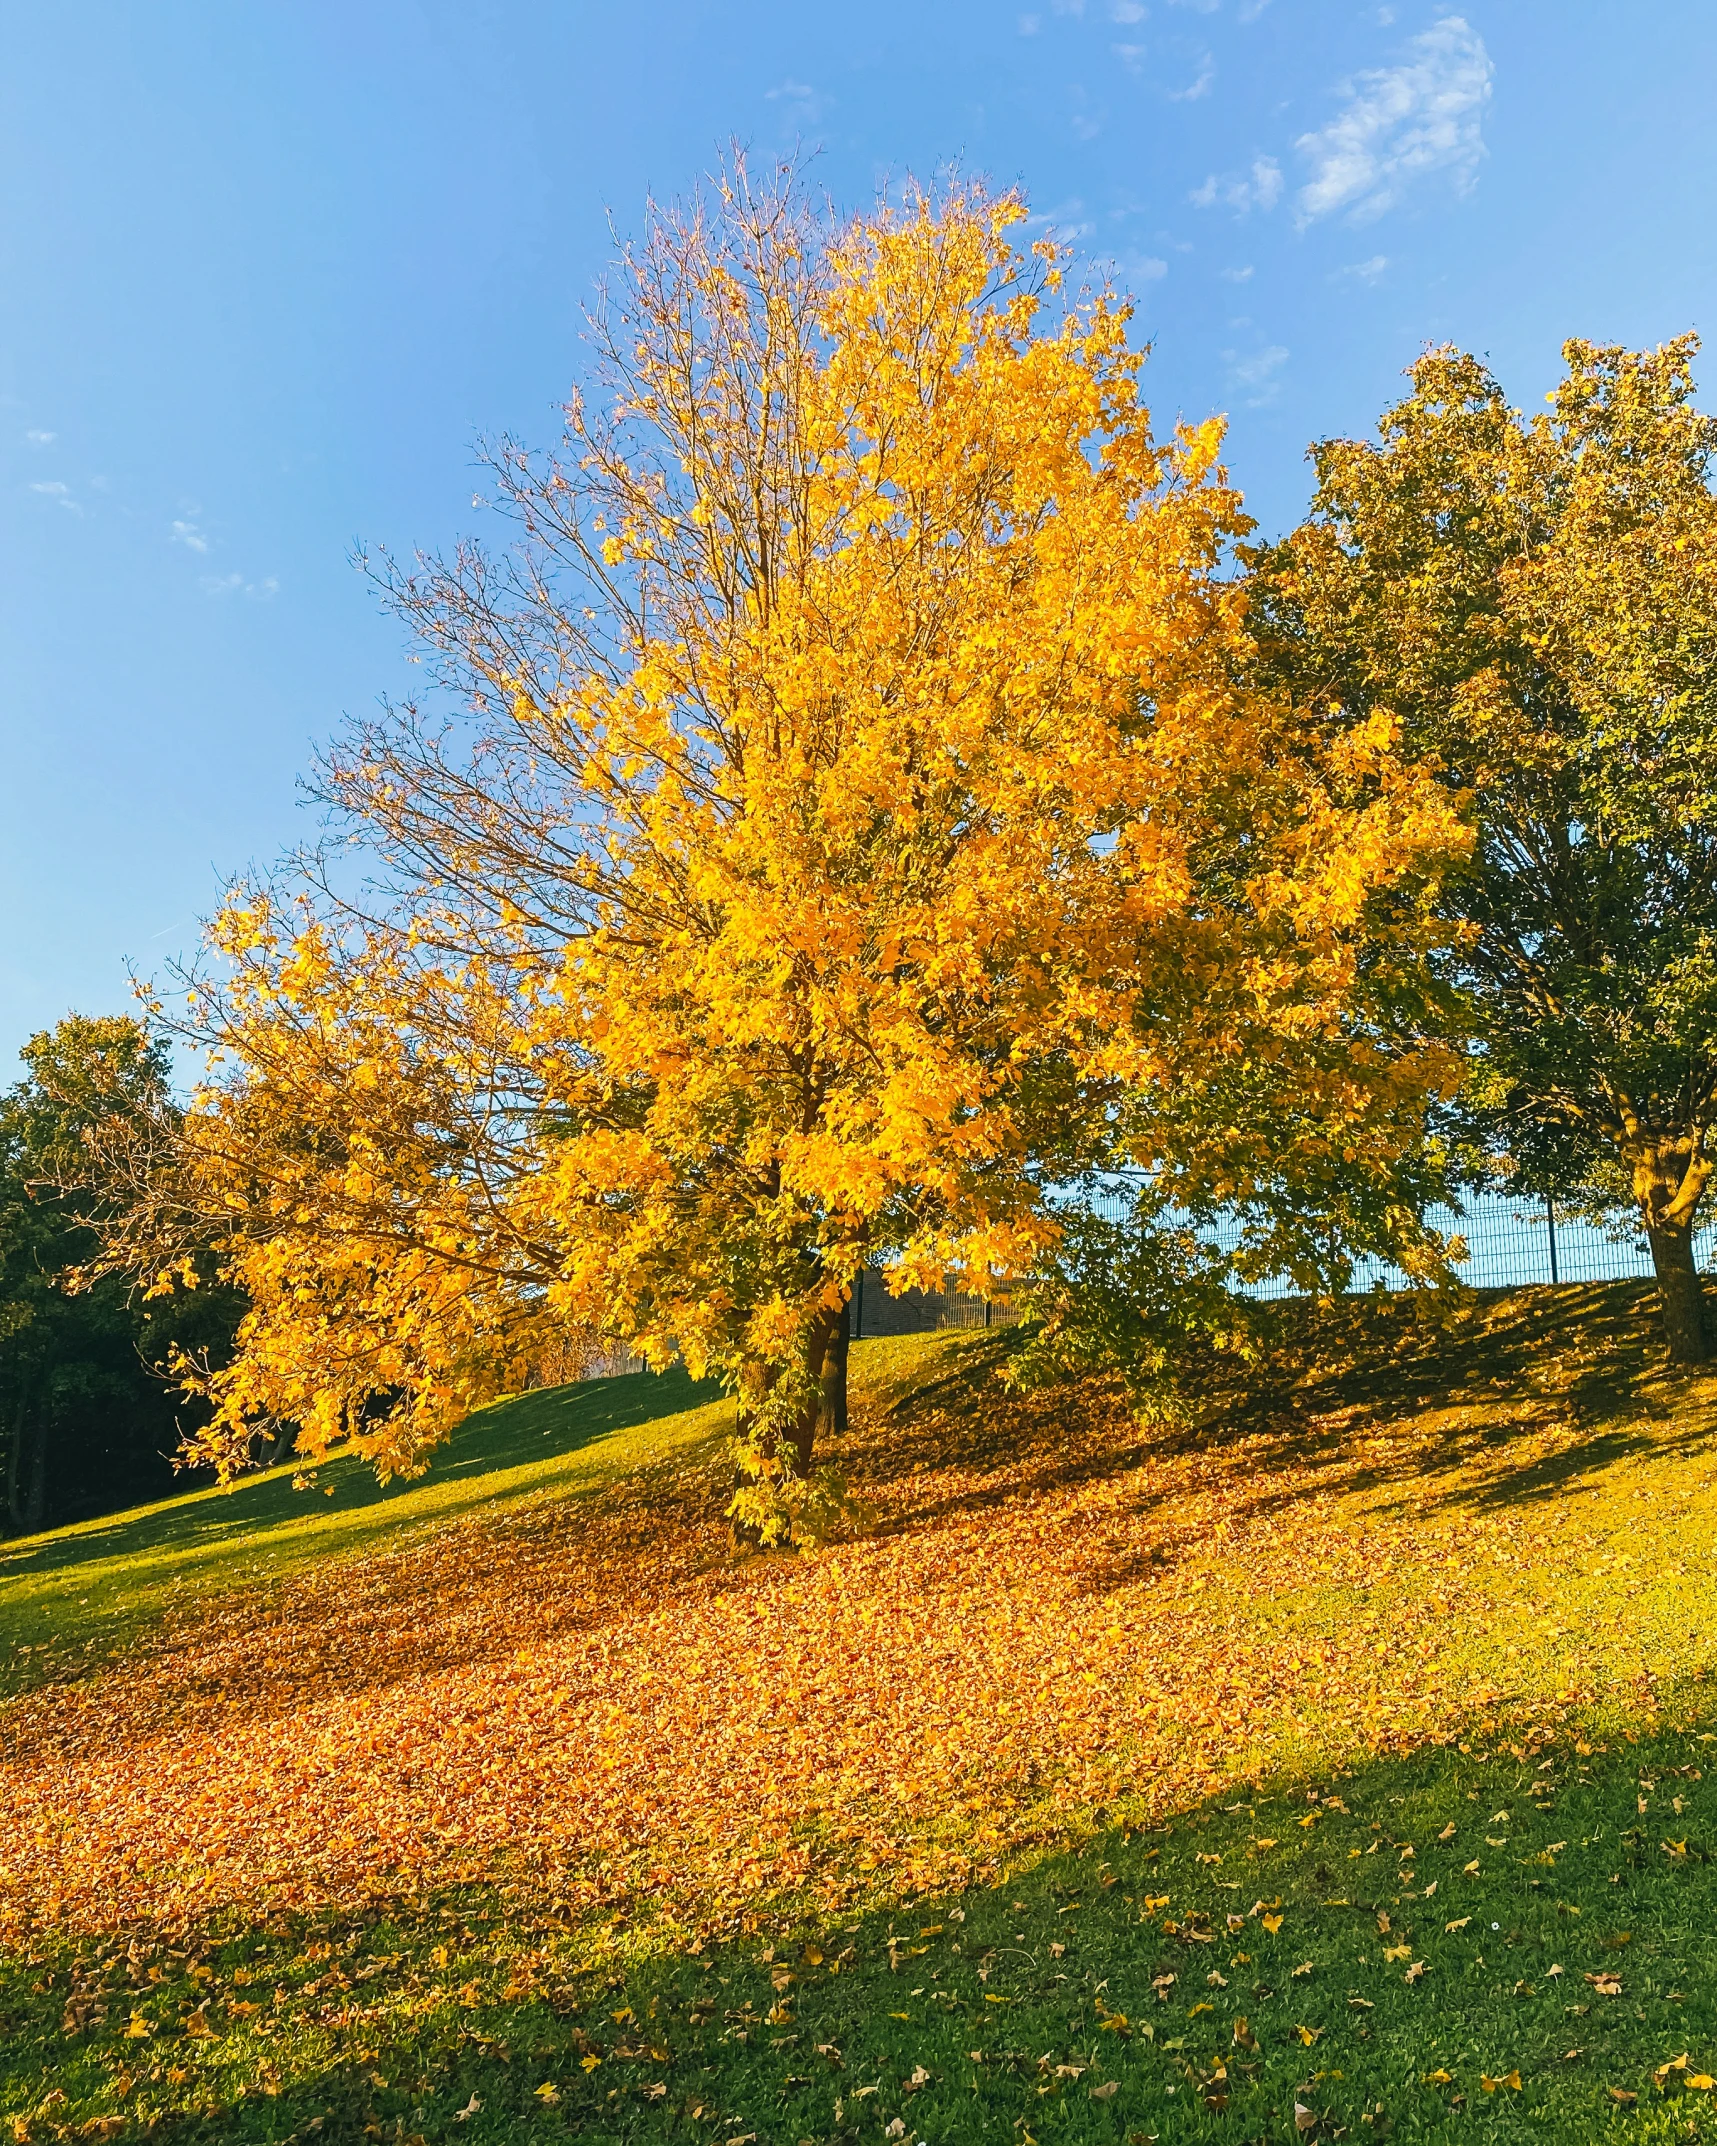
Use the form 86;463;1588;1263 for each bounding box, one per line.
107;168;1461;1525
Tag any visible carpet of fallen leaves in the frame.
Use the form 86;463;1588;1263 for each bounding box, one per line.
4;1310;1717;1948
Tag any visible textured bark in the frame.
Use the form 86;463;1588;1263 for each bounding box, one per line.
730;1297;851;1548
1646;1221;1710;1366
822;1295;851;1442
1628;1132;1712;1366
790;1300;847;1477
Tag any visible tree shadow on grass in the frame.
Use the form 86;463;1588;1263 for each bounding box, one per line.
7;1704;1715;2144
842;1283;1717;1561
0;1366;721;1592
0;1368;727;1712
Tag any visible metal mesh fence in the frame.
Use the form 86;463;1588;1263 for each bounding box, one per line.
579;1196;1710;1368
1084;1185;1713;1298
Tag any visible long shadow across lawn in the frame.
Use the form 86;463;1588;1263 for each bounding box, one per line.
0;1366;721;1591
5;1705;1713;2143
842;1282;1717;1556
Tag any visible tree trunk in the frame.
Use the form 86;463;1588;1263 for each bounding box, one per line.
789;1299;847;1478
1646;1219;1710;1366
730;1295;853;1549
21;1414;48;1532
1626;1131;1712;1366
822;1293;851;1442
5;1387;25;1532
6;1382;47;1534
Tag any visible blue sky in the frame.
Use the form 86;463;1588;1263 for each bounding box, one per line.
3;1;1715;1063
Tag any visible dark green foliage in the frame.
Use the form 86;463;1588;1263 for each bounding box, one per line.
1006;1197;1251;1423
1250;337;1717;1359
0;1016;243;1533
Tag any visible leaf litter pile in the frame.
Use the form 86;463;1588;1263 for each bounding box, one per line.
4;1315;1717;1956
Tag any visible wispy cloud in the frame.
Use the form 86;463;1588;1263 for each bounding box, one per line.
1110;0;1146;18
1219;263;1255;282
1019;9;1042;27
1295;16;1492;223
1337;253;1390;283
29;479;81;514
1167;56;1215;99
202;572;279;600
1224;342;1290;405
24;428;55;446
1191;155;1282;213
1026;196;1097;240
171;518;209;554
1238;0;1273;17
1113;40;1147;71
764;78;830;123
1166;0;1218;11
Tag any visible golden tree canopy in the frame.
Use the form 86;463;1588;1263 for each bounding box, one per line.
111;166;1461;1515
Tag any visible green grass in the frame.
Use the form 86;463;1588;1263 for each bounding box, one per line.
4;1289;1717;2141
0;1363;728;1696
2;1725;1713;2142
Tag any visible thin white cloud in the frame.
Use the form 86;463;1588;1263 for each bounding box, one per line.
1295;16;1493;224
1026;196;1096;240
1224;342;1290;405
24;428;55;445
1113;39;1147;70
202;572;279;600
1166;0;1218;11
1019;9;1043;27
1121;252;1169;281
29;479;81;513
764;79;830;123
1110;0;1146;18
1219;263;1255;282
1238;0;1273;16
1337;253;1390;283
171;518;209;554
1191;155;1282;213
1072;109;1105;140
1168;58;1215;99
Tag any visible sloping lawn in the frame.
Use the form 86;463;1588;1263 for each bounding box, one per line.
0;1362;728;1694
2;1283;1715;2141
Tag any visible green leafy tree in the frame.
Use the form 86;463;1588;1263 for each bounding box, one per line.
1253;337;1717;1361
0;1017;242;1531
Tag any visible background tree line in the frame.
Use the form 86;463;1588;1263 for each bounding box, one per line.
9;167;1713;1540
0;1018;242;1533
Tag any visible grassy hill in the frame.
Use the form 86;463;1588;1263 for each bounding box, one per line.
2;1283;1716;2142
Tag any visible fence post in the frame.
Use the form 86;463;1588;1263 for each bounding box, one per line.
1546;1195;1559;1286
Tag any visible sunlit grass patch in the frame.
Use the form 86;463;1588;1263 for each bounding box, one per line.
0;1363;729;1694
2;1725;1714;2141
2;1283;1716;2136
